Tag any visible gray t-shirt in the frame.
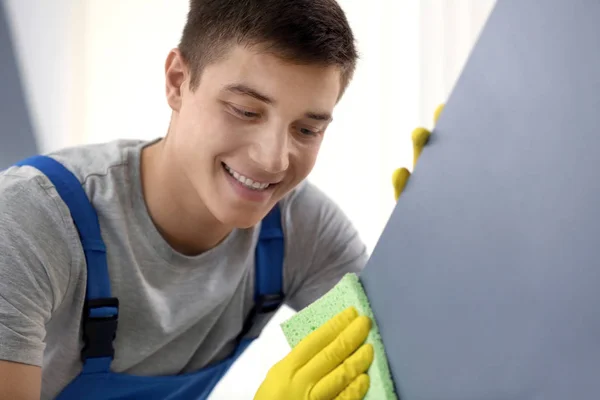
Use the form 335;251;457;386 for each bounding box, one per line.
0;139;368;399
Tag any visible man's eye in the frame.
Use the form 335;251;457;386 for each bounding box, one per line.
231;105;260;119
298;127;319;136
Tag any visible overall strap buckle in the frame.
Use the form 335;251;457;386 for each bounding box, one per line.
238;293;284;340
81;297;120;361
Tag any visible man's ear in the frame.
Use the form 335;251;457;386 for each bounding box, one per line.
165;48;188;112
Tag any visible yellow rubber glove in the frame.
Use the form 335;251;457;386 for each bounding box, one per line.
392;104;445;201
254;307;374;400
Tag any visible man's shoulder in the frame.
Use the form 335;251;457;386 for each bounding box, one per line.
0;138;152;244
279;179;352;230
277;179;364;260
46;139;150;183
280;179;335;214
2;139;148;185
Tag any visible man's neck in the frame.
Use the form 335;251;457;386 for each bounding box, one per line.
139;139;233;256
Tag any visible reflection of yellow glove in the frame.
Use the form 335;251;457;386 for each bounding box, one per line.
392;104;445;201
254;307;374;400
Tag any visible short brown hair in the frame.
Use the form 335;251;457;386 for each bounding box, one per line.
178;0;358;97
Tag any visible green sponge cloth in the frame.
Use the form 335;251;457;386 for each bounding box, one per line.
280;273;397;400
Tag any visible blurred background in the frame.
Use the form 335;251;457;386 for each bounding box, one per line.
0;0;495;397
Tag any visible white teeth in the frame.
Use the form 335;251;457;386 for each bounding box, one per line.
223;164;270;191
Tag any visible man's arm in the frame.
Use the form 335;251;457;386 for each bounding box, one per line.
0;170;74;399
254;183;373;399
282;181;369;311
0;361;41;400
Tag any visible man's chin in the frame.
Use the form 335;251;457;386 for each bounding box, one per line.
212;177;283;227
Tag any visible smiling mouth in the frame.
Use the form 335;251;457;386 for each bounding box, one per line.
222;162;273;191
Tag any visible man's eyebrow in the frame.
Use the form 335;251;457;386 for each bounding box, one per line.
223;83;274;104
306;111;333;122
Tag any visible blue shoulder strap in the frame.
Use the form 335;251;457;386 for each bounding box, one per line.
14;155;118;373
255;204;284;302
238;204;286;340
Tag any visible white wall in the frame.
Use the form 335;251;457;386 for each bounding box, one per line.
3;0;86;153
4;1;495;398
419;0;495;124
81;0;187;146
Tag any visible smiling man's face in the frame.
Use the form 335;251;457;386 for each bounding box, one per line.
163;45;342;228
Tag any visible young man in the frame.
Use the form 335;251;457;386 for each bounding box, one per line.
0;0;377;399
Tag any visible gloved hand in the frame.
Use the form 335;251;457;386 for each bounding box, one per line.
392;104;445;200
254;307;374;400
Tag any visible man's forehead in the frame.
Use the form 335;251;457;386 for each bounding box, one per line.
210;46;341;89
200;45;342;111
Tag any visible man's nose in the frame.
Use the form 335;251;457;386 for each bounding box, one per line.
248;127;290;173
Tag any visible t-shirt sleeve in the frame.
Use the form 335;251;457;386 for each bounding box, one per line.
282;181;369;311
0;169;74;366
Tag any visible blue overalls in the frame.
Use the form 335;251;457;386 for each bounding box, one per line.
15;155;285;400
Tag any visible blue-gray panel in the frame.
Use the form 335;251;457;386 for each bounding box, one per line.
360;0;600;399
0;3;38;168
